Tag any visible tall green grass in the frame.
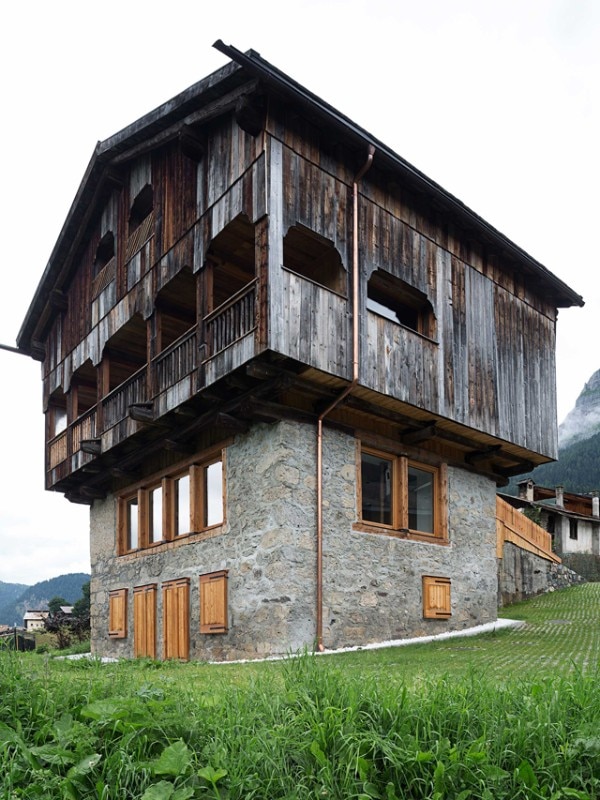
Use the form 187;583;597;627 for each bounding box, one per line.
1;585;600;798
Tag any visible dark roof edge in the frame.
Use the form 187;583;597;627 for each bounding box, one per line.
213;40;584;310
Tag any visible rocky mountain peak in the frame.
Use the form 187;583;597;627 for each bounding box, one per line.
559;368;600;447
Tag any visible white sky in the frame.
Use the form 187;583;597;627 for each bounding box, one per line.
0;0;598;584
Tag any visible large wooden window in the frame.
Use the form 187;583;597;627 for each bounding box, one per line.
359;446;447;542
200;571;228;634
118;453;224;554
422;576;451;619
133;584;157;658
108;589;128;638
162;578;190;660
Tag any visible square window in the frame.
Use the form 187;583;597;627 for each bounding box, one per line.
359;446;446;542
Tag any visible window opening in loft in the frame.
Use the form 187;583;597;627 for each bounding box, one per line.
367;269;435;338
93;232;115;279
155;267;197;352
283;225;346;294
129;184;154;234
205;215;255;311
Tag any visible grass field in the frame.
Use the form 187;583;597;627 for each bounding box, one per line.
1;584;599;799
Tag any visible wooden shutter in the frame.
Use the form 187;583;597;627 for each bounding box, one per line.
108;589;128;638
133;584;157;658
422;576;451;619
200;571;228;633
162;578;190;660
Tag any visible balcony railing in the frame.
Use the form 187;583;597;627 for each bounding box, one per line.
153;326;198;394
102;367;148;431
72;409;97;453
204;280;257;359
48;430;68;470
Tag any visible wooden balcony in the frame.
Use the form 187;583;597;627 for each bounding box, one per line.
204;280;257;359
102;367;148;431
45;287;262;488
153;326;198;394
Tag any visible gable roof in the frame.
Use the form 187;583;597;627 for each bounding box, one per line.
18;41;583;354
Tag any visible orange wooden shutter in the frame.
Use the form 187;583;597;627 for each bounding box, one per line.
200;571;228;633
133;584;157;658
162;578;190;660
422;576;451;619
108;589;128;638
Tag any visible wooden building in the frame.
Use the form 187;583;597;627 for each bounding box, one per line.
18;42;583;660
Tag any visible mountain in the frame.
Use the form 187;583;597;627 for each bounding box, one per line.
0;581;29;613
559;368;600;448
507;369;600;495
0;573;90;627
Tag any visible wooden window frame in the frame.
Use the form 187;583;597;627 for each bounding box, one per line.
117;451;225;555
108;588;128;638
422;575;452;619
357;445;447;543
200;571;228;634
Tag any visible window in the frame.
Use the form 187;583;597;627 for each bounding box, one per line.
359;446;446;541
422;576;451;619
367;269;435;338
569;519;578;540
118;453;224;554
108;589;128;638
200;571;228;633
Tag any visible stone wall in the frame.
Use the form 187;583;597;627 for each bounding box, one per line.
497;542;586;606
90;420;499;661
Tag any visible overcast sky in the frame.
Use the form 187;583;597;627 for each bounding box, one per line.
0;0;598;586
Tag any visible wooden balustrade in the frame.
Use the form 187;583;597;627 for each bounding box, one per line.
496;496;561;563
204;280;257;358
102;367;148;430
72;409;97;452
48;430;68;469
153;326;197;393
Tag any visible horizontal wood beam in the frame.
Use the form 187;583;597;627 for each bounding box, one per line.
401;422;437;445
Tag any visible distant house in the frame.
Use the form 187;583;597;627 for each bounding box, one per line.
501;480;600;580
17;42;583;661
23;610;48;632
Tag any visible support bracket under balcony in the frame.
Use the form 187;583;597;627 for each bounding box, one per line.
80;438;102;455
129;402;155;423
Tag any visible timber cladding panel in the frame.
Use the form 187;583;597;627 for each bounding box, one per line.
162;578;190;661
133;584;157;659
199;571;228;633
108;589;127;638
422;576;452;619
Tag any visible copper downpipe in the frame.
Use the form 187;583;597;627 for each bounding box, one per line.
315;145;375;652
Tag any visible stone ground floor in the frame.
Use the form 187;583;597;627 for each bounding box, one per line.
90;420;499;661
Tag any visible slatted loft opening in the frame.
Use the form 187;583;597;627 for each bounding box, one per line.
71;359;97;418
283;224;346;295
92;231;116;299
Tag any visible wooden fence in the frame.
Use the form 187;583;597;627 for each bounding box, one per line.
496;496;561;563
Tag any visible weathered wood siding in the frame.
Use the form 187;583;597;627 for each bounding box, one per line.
266;108;558;457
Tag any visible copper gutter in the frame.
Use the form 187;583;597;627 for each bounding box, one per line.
315;145;375;651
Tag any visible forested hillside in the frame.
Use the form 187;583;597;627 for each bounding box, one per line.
509;430;600;495
0;573;90;626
